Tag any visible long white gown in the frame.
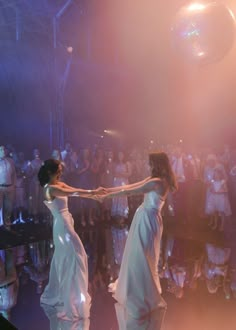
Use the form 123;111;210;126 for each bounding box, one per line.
42;304;90;330
109;190;167;319
115;303;165;330
40;196;91;321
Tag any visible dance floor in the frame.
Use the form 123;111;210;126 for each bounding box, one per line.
1;218;236;330
9;270;236;330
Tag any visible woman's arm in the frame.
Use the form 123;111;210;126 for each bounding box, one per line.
47;184;96;198
105;178;161;198
60;182;104;195
106;177;151;193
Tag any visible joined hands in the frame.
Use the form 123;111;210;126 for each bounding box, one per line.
91;187;109;203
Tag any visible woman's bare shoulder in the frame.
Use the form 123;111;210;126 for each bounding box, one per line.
149;177;169;193
141;177;162;191
46;182;64;188
43;182;62;195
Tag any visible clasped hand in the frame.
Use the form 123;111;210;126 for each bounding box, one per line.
92;187;109;203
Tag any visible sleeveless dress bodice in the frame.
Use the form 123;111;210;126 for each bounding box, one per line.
143;190;165;211
44;196;69;217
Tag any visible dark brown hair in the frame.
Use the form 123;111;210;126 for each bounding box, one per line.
38;159;61;187
149;152;177;192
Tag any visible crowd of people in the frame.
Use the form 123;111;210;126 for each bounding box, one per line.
0;142;236;226
0;141;236;320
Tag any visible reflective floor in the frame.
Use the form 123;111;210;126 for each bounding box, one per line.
4;249;236;330
8;276;236;330
1;218;236;330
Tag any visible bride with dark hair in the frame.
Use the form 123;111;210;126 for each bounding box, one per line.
38;159;102;321
104;152;177;327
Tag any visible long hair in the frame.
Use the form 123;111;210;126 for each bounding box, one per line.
149;152;177;192
38;159;60;187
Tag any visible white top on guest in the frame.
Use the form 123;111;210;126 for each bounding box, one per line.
0;146;16;186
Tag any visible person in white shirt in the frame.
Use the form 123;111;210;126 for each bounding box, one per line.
0;145;16;227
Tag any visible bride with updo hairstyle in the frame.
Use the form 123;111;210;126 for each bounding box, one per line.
38;159;60;187
37;159;103;321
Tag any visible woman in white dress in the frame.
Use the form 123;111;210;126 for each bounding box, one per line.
105;152;177;325
37;159;102;321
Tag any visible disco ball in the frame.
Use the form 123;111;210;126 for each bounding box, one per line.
171;2;236;65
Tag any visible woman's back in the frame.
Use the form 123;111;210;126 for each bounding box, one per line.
44;196;68;218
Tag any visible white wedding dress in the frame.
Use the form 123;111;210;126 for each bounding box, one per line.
109;190;167;319
40;195;91;321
